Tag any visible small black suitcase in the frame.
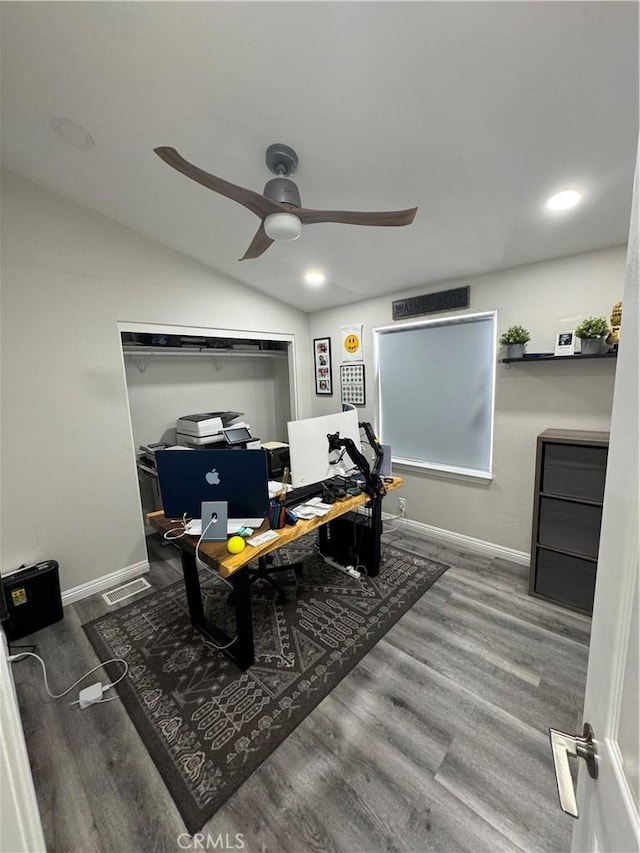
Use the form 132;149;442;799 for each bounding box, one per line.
2;560;63;641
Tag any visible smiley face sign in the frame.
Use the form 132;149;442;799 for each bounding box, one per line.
341;324;363;361
344;334;359;354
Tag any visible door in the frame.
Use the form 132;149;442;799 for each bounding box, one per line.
569;151;639;851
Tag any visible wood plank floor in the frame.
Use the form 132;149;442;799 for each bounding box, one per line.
12;530;590;853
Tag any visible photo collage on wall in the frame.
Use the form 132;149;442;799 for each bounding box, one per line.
313;337;332;395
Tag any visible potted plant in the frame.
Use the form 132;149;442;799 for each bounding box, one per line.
575;316;609;355
499;325;531;359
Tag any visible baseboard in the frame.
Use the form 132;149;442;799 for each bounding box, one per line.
382;513;530;566
61;560;150;607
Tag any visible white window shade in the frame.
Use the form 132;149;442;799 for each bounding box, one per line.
375;312;496;478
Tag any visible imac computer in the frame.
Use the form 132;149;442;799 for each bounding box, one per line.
287;409;362;486
155;448;269;522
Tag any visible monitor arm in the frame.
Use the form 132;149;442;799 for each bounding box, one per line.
360;421;384;480
327;421;385;498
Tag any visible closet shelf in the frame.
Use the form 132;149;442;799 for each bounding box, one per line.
123;346;287;360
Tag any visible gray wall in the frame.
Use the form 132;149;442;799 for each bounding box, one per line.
309;246;625;553
124;352;292;448
0;170;312;592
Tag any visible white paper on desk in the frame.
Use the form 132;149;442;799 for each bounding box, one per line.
246;530;280;547
295;500;334;517
307;505;332;517
293;507;317;519
268;481;293;498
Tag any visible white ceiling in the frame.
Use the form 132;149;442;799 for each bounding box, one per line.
1;1;638;313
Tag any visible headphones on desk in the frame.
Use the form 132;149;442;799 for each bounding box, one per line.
326;479;361;501
321;483;338;504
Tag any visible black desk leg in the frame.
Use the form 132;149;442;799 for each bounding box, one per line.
179;550;255;670
228;568;254;668
368;495;383;578
180;549;206;625
317;523;329;554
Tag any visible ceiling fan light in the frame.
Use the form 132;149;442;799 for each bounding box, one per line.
304;270;325;286
264;213;302;241
545;189;582;211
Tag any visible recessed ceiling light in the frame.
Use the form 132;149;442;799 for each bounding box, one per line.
545;189;582;211
304;270;325;286
50;117;95;150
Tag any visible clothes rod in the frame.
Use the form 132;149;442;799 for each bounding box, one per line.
122;346;287;359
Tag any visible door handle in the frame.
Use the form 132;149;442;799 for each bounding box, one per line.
549;722;598;818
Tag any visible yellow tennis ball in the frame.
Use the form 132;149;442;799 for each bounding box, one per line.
227;535;246;555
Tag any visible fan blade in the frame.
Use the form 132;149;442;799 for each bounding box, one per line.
239;223;274;260
296;206;417;227
154;147;282;219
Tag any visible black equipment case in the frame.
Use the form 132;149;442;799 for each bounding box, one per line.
1;560;63;641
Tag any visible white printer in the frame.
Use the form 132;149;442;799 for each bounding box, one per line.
175;411;259;447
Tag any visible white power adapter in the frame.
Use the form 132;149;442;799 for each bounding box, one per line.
322;555;362;579
78;682;104;709
343;565;362;579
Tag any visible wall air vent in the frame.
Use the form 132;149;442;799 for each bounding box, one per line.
102;577;151;606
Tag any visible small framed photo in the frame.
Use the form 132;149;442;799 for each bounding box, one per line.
554;330;576;356
313;337;333;395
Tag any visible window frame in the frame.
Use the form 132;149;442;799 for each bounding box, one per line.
373;310;497;481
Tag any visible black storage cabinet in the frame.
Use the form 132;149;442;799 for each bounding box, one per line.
529;429;609;615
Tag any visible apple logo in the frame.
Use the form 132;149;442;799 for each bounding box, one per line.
205;468;220;485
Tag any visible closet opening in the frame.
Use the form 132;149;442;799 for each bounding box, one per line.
118;321;298;542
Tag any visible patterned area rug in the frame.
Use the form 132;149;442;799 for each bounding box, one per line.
84;536;448;833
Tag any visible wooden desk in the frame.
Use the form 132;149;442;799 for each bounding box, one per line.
148;477;403;670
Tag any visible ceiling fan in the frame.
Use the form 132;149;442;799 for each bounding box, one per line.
154;143;418;261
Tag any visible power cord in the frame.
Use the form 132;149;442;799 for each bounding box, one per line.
383;505;406;534
201;633;238;652
380;507;408;562
164;515;239;651
165;515;234;592
194;520;234;591
349;512;367;578
348;507;369;578
163;513;190;540
329;448;347;466
8;652;128;709
8;643;36;654
193;518;238;651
